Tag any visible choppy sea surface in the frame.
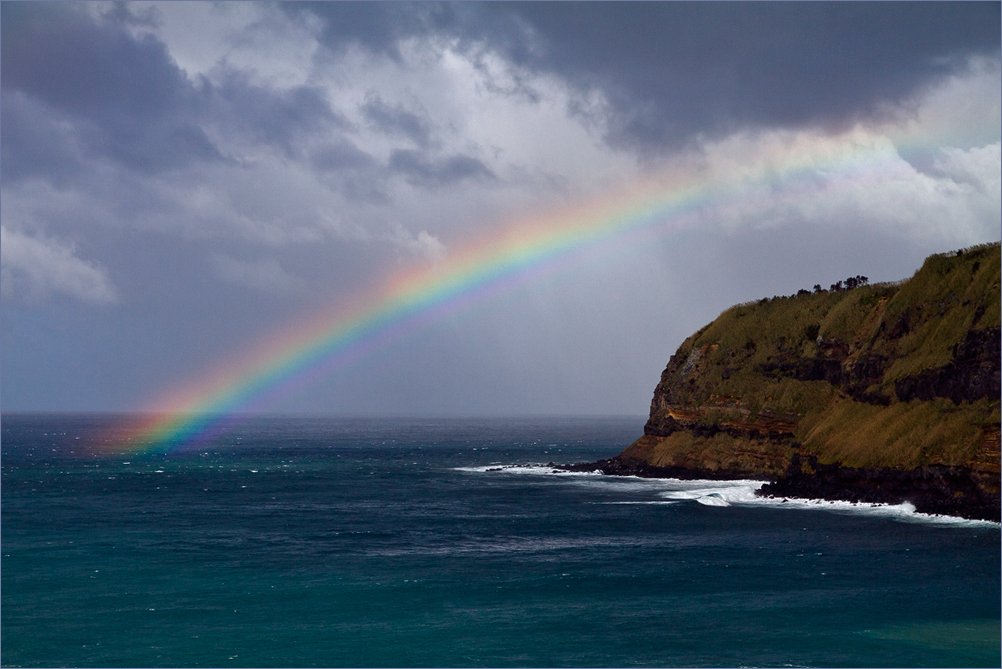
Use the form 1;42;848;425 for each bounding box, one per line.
2;413;999;668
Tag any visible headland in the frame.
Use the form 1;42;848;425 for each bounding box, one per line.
566;242;1001;521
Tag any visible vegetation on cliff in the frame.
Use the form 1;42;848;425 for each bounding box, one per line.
618;242;1000;520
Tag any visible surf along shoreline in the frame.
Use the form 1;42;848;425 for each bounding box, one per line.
564;244;1000;524
554;456;1000;522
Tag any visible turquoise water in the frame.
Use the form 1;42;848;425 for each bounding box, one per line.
2;414;999;667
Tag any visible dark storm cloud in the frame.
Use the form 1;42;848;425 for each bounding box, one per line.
204;70;347;159
361;94;432;147
286;1;463;61
1;2;347;177
310;141;377;173
1;93;84;184
308;139;390;201
389;149;495;187
1;3;182;118
290;2;1001;153
1;1;505;205
503;2;1002;151
0;2;222;174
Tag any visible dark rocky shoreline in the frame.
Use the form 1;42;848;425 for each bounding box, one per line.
759;453;1000;522
608;245;1000;525
557;455;1001;522
557;456;758;481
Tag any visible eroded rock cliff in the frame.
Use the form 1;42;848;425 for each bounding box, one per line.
612;242;1001;521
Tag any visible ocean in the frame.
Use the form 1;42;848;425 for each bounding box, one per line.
2;414;999;667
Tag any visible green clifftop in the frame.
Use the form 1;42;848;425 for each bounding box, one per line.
618;242;1000;520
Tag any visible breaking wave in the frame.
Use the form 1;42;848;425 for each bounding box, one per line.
461;464;999;527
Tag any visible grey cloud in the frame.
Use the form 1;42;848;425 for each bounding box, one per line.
499;3;1002;152
0;3;215;167
0;226;118;304
932;143;1002;194
85;113;223;173
1;3;186;119
291;2;1001;155
204;70;347;158
389;149;495;187
310;140;376;173
1;2;222;175
1;92;84;184
0;3;349;179
361;94;432;147
99;0;161;30
209;253;305;295
284;1;462;61
308;141;388;203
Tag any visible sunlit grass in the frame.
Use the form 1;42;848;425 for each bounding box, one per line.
798;398;993;469
640;242;1000;471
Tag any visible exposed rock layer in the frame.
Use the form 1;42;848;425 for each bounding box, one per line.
573;243;1001;521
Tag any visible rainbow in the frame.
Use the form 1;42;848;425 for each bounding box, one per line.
107;131;965;453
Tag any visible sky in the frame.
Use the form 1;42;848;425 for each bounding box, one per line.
2;1;1000;418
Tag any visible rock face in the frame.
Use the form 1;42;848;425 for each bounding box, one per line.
611;243;1001;521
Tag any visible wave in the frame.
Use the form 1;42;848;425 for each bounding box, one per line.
667;482;1000;527
659;481;766;507
746;493;1000;527
455;464;603;476
461;464;1000;527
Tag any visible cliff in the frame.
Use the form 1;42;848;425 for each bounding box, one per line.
610;242;1000;521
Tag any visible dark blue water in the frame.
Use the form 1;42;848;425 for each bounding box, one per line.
2;414;999;667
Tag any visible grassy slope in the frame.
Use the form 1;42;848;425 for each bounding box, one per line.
630;242;1000;474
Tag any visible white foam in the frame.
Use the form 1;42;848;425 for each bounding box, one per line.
455;464;603;477
598;500;681;505
461;464;1000;527
660;481;766;507
752;494;1000;527
660;480;1000;526
456;464;729;494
